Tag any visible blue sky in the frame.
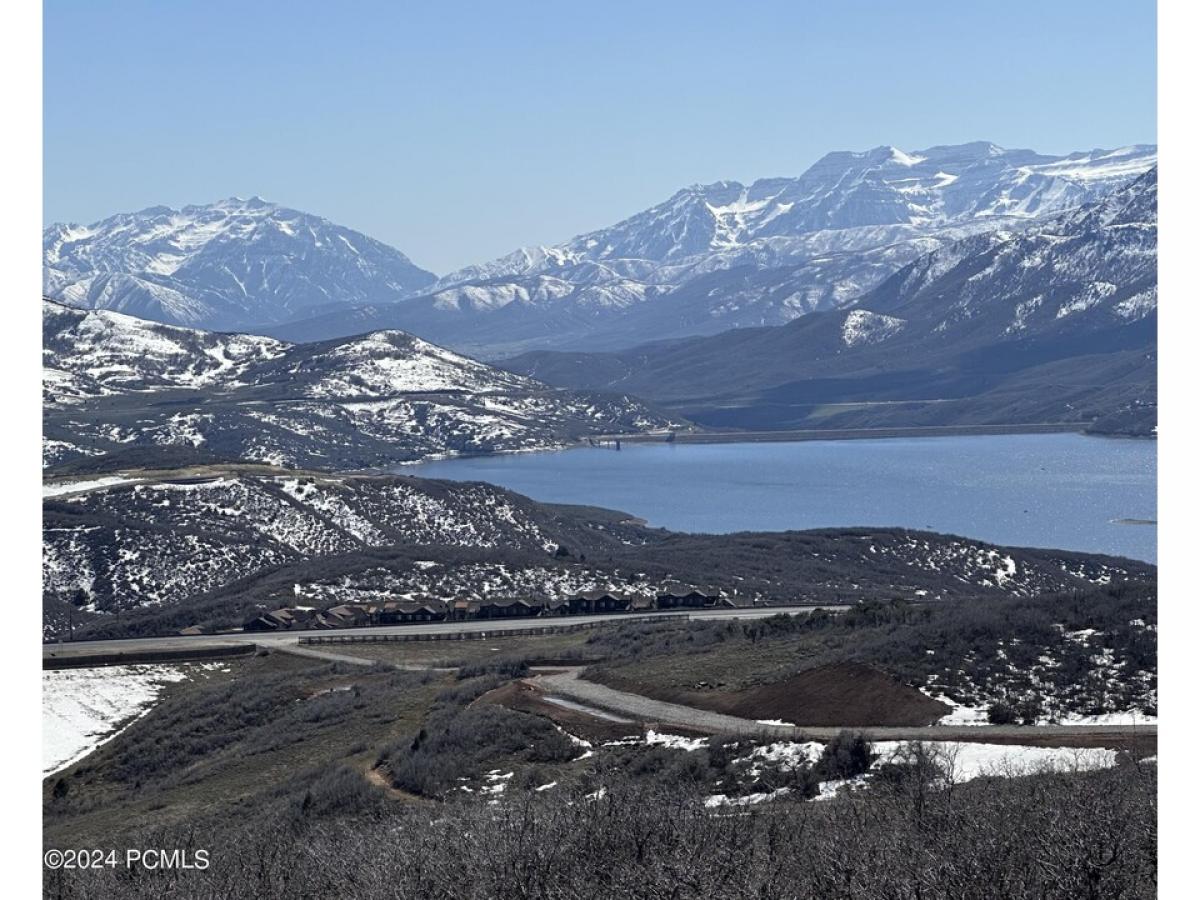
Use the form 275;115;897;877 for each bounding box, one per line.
43;0;1156;274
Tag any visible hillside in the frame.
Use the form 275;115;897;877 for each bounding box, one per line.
503;169;1158;435
43;469;1153;640
42;300;675;473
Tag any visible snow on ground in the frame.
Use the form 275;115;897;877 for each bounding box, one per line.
42;664;218;776
747;740;824;768
644;730;707;752
1053;710;1157;726
43;475;136;497
870;741;1118;783
705;787;792;808
815;775;871;801
922;691;990;726
714;738;1121;807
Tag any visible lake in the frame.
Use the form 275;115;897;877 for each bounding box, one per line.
405;434;1157;563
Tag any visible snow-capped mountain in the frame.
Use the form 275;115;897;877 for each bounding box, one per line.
42;300;676;471
43;197;436;331
272;142;1155;356
504;167;1158;435
445;143;1154;278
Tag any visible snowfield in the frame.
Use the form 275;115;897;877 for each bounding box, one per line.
42;664;223;776
601;730;1127;809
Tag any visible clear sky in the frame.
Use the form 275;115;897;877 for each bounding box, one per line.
43;0;1156;275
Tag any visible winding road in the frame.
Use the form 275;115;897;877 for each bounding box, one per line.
528;668;1157;744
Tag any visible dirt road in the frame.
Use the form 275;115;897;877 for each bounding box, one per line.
529;668;1157;744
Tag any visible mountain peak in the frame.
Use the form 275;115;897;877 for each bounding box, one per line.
43;200;437;332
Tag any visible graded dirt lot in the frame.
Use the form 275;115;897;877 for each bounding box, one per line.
594;662;951;727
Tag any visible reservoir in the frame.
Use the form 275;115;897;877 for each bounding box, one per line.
405;433;1157;563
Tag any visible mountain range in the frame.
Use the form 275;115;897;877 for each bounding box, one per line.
44;142;1156;359
42;300;674;473
503;168;1158;435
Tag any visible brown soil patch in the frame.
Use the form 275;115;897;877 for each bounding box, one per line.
597;663;951;727
363;766;424;802
477;680;640;743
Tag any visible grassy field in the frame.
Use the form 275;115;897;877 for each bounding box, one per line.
326;630;598;668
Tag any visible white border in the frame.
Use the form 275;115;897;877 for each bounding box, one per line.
0;0;43;891
11;0;1181;894
1158;1;1192;896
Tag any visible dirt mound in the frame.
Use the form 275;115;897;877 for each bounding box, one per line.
710;664;951;727
598;663;950;727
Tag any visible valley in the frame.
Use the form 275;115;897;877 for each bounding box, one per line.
41;137;1159;900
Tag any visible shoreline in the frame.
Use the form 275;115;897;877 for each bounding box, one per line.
595;422;1099;445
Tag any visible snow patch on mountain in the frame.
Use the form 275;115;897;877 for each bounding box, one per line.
841;310;906;348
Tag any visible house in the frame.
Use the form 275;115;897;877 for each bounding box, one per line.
655;586;720;609
324;604;371;627
476;598;543;619
243;607;300;632
376;599;447;624
567;589;631;615
243;616;278;632
630;595;657;612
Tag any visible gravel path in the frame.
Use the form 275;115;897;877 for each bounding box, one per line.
531;668;1158;743
273;644;380;668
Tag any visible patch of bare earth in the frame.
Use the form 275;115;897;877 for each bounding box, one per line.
364;766;425;802
477;680;640;743
592;663;952;727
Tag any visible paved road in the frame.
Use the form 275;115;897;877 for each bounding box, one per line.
42;606;845;664
530;668;1157;743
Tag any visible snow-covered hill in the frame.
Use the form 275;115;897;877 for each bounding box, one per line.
44;197;436;331
43;470;1151;639
42;300;676;471
273;142;1155;356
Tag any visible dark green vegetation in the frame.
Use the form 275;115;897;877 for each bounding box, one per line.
375;680;577;797
581;582;1157;723
503;171;1157;436
43;470;1152;640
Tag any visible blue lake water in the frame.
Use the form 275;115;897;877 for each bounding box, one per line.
405;434;1157;563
